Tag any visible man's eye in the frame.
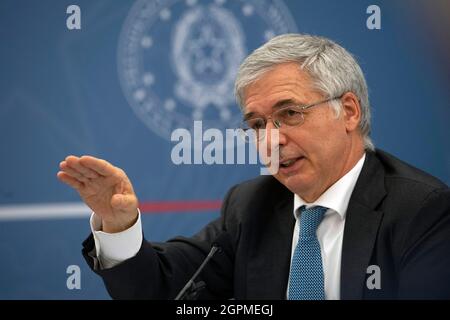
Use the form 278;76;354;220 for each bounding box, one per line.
247;119;265;130
280;108;301;118
287;109;299;116
253;121;265;130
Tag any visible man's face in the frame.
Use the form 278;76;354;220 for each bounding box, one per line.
243;63;353;200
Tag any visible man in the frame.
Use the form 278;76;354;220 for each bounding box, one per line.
57;34;450;299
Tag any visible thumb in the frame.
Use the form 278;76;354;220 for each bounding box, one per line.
111;193;136;211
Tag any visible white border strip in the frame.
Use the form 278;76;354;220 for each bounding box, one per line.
0;202;91;221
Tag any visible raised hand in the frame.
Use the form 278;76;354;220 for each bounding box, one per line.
57;155;139;233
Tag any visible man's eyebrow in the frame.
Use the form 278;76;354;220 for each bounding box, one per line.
271;99;300;110
243;99;304;120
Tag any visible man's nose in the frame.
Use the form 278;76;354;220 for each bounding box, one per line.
265;121;287;146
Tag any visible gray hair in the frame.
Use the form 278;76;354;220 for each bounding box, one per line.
234;33;374;151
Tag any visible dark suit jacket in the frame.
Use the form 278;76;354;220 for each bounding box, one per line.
82;149;450;299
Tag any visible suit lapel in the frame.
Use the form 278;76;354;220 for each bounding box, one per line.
246;182;295;299
340;152;386;299
245;152;387;299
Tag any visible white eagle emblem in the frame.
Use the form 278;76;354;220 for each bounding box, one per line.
118;0;298;142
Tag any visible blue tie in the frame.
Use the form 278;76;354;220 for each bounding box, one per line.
288;205;327;300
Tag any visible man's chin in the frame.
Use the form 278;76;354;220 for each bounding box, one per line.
274;173;312;195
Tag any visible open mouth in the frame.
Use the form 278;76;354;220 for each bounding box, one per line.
280;156;304;168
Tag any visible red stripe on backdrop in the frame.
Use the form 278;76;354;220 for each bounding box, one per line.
139;200;222;214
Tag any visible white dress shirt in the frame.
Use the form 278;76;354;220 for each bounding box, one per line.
92;154;366;298
287;154;366;300
91;211;143;269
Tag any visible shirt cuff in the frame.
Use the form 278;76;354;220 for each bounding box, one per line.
90;210;143;269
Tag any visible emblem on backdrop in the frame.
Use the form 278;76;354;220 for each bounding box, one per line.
118;0;298;142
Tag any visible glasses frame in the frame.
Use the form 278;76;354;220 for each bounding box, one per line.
239;94;343;142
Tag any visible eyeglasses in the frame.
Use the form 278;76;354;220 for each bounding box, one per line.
239;95;342;142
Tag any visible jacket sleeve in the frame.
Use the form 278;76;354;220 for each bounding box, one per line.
397;188;450;299
81;185;238;300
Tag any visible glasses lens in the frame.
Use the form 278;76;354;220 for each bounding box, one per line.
246;118;265;131
237;127;260;143
240;118;267;143
274;107;304;126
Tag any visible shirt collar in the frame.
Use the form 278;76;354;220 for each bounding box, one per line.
293;153;366;220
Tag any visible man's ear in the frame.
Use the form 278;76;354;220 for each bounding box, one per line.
340;92;362;133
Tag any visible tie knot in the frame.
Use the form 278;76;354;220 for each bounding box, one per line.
298;206;327;239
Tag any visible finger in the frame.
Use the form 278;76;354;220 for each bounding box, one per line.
79;156;116;176
59;161;90;183
111;194;136;211
114;179;133;194
65;156;100;179
57;171;84;190
64;155;80;163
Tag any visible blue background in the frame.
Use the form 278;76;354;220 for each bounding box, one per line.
0;0;449;299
